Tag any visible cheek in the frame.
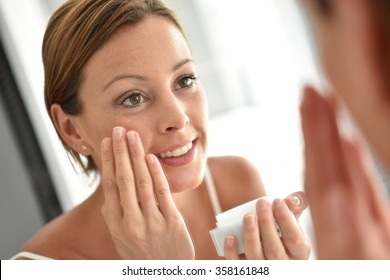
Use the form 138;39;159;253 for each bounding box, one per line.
318;29;355;98
86;117;155;172
321;38;341;86
81;118;115;170
188;94;208;130
190;94;209;155
309;19;347;91
303;3;339;84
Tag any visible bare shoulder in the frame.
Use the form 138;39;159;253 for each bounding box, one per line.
208;156;262;182
207;156;266;211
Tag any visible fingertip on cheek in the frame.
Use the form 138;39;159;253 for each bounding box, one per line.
126;130;136;145
146;154;155;164
113;126;125;139
102;137;112;151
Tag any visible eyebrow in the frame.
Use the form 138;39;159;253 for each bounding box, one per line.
103;58;194;91
103;74;146;91
173;58;193;71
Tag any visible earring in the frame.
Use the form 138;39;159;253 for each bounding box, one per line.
81;145;88;151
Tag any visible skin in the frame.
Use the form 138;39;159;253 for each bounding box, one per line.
16;15;310;260
301;0;390;259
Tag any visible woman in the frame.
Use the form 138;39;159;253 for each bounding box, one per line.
12;0;310;260
300;0;390;259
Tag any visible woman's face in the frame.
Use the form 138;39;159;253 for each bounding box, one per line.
73;16;208;192
302;0;390;167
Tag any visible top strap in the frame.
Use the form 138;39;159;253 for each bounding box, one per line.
10;251;54;260
204;163;222;215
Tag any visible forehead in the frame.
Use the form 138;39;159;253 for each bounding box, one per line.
84;16;191;76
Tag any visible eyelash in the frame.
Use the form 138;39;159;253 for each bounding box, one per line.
177;74;198;89
118;91;146;108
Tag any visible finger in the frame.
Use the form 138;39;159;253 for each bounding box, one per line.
341;137;390;233
300;87;355;258
327;92;390;233
284;191;308;219
256;198;287;259
101;137;122;219
342;138;390;257
300;86;347;194
146;153;177;217
112;127;139;218
224;235;240;260
273;198;310;259
300;86;350;239
126;131;159;216
242;214;264;259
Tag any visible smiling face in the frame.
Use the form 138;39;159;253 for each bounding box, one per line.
71;16;208;192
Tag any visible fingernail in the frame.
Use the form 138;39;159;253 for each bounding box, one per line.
257;198;269;210
127;131;135;145
272;198;283;209
288;195;301;207
244;214;256;227
102;138;111;150
113;127;124;139
226;235;235;247
146;154;154;164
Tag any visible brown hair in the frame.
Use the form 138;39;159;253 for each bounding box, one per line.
43;0;185;173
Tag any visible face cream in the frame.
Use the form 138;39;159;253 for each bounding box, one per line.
210;196;283;257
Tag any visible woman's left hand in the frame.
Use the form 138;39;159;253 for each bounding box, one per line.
100;128;195;259
224;191;311;259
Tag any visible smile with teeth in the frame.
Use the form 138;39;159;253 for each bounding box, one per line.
159;142;193;158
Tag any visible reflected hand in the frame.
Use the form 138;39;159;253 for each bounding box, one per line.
100;127;195;259
300;86;390;259
224;191;311;259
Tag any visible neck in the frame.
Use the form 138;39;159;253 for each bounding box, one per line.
75;185;121;259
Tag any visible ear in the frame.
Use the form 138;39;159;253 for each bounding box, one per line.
372;3;390;102
50;104;90;156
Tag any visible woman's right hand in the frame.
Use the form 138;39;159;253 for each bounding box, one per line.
300;86;390;259
100;127;195;259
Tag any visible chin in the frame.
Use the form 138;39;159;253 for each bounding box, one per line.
165;167;205;193
159;149;207;193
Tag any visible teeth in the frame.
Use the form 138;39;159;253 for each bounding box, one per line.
159;142;192;158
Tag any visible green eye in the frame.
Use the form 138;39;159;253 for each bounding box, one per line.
121;93;144;107
178;75;196;88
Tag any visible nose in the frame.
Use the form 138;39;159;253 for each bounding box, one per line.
158;93;189;133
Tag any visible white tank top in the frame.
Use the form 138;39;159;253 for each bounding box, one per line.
204;163;222;215
10;251;53;260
